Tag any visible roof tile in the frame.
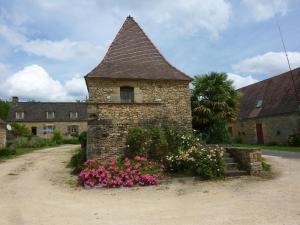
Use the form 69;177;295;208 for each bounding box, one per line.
238;67;300;119
85;16;192;81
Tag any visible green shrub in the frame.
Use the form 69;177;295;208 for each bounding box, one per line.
261;157;271;172
203;122;232;144
52;130;63;144
288;133;300;146
11;123;31;137
125;128;150;158
266;141;278;146
12;136;29;148
78;131;87;148
68;147;86;174
125;127;202;160
0;148;16;157
147;127;169;160
63;138;80;145
28;137;48;148
234;136;243;144
165;144;225;179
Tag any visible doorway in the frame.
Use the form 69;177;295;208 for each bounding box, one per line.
31;127;37;136
256;123;264;144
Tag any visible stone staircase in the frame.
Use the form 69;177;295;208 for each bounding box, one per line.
224;150;248;177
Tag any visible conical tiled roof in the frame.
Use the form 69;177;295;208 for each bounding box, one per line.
85;16;192;81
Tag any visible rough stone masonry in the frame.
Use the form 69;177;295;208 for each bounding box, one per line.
0;119;6;149
84;16;193;159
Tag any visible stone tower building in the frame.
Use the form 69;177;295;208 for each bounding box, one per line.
85;16;192;159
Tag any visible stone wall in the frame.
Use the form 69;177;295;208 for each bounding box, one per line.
86;78;192;159
0;123;6;148
15;121;87;138
229;112;300;145
226;147;262;175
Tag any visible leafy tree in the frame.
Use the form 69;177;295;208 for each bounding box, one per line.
0;100;10;120
11;122;31;137
191;72;240;144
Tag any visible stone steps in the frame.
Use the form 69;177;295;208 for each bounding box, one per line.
224;151;248;177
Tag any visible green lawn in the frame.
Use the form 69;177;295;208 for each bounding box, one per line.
233;143;300;153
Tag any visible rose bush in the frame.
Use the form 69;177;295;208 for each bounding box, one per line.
165;144;225;179
79;155;164;188
125;127;202;160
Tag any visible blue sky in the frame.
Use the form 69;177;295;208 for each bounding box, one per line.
0;0;300;101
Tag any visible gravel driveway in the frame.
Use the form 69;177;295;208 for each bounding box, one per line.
0;145;299;225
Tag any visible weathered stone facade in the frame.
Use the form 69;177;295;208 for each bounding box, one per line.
226;147;262;175
230;112;300;145
0;120;6;148
15;121;87;139
86;79;192;159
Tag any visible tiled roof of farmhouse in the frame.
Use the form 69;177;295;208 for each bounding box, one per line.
238;67;300;120
85;16;192;81
7;102;87;122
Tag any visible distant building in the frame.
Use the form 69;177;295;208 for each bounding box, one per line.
0;119;6;148
85;16;192;159
7;97;87;138
230;67;300;145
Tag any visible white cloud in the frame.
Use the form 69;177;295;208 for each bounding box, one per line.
0;63;11;78
243;0;288;21
22;39;103;61
232;52;300;75
0;65;87;101
30;0;232;37
64;76;88;99
227;73;259;89
140;0;232;36
0;24;103;61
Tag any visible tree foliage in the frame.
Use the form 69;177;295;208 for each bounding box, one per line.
0;100;10;121
191;72;240;143
11;122;31;137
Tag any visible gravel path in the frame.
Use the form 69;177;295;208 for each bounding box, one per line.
0;145;300;225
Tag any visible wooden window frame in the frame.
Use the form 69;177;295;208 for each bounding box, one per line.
120;86;134;103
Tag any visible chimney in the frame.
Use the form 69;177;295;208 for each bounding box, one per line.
12;96;19;105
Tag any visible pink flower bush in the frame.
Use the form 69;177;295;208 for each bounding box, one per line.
79;156;163;188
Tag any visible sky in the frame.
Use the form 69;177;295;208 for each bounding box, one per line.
0;0;300;101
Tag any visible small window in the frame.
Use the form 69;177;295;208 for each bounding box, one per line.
120;86;134;103
43;125;54;134
70;112;78;119
46;112;55;119
256;100;263;108
68;125;79;135
16;112;24;119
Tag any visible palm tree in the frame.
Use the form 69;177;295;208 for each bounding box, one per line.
191;72;240;143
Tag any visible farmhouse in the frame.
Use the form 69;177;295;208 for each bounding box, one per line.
7;97;87;138
0;119;6;148
85;16;192;159
230;67;300;145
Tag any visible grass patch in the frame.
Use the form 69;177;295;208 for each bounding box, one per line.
0;144;79;161
233;144;300;153
0;146;50;161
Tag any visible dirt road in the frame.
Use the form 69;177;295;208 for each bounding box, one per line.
0;145;299;225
